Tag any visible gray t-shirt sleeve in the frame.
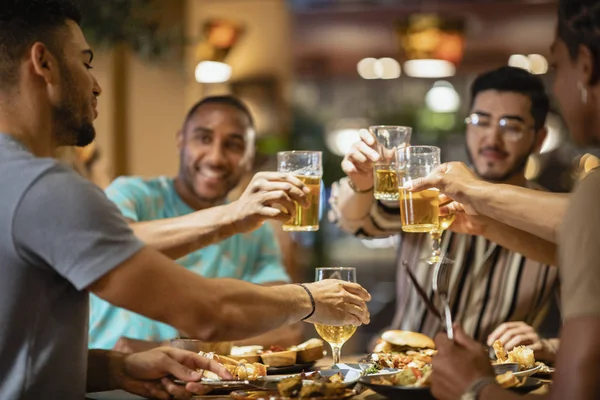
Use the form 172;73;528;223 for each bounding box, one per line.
12;165;145;290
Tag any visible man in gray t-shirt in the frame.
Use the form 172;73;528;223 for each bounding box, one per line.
0;135;144;396
0;2;370;398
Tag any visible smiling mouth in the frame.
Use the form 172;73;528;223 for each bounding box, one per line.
197;169;227;181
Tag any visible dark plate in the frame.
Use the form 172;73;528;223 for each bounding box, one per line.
229;389;355;400
508;377;544;394
358;376;434;400
267;362;316;375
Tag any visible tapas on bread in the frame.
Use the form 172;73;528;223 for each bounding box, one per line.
199;353;267;381
228;339;325;368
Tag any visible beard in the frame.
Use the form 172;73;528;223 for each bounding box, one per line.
52;68;96;147
465;142;534;183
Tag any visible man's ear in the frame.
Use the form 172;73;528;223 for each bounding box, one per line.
176;129;184;151
30;42;59;84
533;127;548;154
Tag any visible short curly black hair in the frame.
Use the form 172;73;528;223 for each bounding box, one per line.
557;0;600;84
184;95;255;129
0;0;82;87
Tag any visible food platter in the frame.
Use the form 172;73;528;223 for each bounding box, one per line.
228;369;357;400
508;377;544;394
267;362;317;375
229;389;356;400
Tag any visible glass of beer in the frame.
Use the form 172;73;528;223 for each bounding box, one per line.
277;151;322;232
369;126;412;201
314;267;358;366
396;146;441;233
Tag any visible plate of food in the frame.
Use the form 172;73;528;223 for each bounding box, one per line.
230;372;356;400
496;371;544;394
490;340;543;378
227;339;325;374
532;361;555;379
359;369;435;400
357;330;437;400
366;330;437;372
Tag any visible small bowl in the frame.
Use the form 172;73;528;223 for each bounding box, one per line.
493;362;520;375
168;338;232;355
261;349;298;367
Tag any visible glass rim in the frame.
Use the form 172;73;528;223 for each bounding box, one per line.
397;145;441;154
369;125;412;131
315;267;357;271
277;150;322;156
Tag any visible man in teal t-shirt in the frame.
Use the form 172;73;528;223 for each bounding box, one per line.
89;96;304;351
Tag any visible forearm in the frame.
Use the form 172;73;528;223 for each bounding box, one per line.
334;178;376;221
91;248;312;343
471;183;568;243
87;349;125;393
129;203;237;259
329;178;401;238
233;323;304;348
178;282;311;341
481;218;558;265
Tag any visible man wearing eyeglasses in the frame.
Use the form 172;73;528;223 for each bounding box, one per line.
329;66;560;361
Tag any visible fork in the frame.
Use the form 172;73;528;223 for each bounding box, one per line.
432;258;454;340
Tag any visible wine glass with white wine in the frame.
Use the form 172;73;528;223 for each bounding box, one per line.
427;213;456;264
313;267;358;367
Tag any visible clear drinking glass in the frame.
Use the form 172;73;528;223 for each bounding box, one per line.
428;213;456;264
369;126;412;201
277;151;322;232
313;267;358;366
396;146;441;233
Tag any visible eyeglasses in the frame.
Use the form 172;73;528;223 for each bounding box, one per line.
464;113;534;143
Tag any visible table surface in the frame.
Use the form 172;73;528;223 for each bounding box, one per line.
87;355;549;400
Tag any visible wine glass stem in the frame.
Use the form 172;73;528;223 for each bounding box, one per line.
331;344;342;365
431;231;442;259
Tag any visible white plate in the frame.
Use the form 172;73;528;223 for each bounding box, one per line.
514;364;543;378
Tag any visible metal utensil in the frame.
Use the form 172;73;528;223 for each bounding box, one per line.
492;362;520;375
432;257;454;340
402;260;443;321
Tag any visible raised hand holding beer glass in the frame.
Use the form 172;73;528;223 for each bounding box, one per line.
396;146;442;233
313;267;358;366
370;126;412;201
277;151;322;231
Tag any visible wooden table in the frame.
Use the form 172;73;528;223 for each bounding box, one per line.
87;355;549;399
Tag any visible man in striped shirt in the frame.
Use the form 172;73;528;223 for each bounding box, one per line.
329;66;559;357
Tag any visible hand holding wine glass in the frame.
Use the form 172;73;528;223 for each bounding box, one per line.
313;268;360;366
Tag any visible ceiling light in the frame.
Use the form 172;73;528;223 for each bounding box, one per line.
357;58;379;79
425;81;460;113
508;54;530;71
378;58;401;79
528;54;548;75
403;59;456;78
194;61;232;83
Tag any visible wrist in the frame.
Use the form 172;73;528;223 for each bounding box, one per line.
460;376;497;400
288;284;313;323
216;203;241;236
296;283;316;320
466;180;490;214
108;351;127;391
346;177;373;193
